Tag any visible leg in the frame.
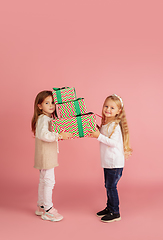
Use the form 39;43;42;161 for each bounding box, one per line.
104;168;123;214
101;168;123;222
35;170;45;216
40;168;63;222
42;168;55;211
96;168;123;218
37;170;45;207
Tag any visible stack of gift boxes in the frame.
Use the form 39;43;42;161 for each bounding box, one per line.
51;87;97;139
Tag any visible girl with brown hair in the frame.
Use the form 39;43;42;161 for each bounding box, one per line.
31;90;72;222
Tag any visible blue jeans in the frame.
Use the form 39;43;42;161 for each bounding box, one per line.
104;168;123;214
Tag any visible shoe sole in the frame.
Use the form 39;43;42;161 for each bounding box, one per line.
41;215;63;222
35;211;44;216
101;217;121;223
96;214;107;217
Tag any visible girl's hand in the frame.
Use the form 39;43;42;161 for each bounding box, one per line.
59;131;73;140
124;150;133;160
89;129;100;138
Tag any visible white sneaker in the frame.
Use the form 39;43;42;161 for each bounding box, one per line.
35;206;45;216
41;207;63;222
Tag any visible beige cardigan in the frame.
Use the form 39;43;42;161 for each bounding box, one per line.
34;114;59;170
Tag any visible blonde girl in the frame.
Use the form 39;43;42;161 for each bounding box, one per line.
31;90;72;222
90;94;132;222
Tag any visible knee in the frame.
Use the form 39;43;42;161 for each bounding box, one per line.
105;183;117;190
44;178;55;187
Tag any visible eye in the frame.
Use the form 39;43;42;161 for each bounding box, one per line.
45;102;49;105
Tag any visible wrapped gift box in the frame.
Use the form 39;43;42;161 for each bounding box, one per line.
52;87;76;104
51;112;97;139
56;98;87;118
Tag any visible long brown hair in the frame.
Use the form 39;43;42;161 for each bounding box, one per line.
101;95;132;158
31;90;55;135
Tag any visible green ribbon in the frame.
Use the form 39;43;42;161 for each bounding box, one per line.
76;115;84;138
56;90;62;104
74;99;81;115
53;88;62;104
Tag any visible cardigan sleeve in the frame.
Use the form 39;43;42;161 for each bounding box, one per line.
97;125;121;148
36;115;58;142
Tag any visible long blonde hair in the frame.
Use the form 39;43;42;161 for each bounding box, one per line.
31;90;55;135
101;95;132;158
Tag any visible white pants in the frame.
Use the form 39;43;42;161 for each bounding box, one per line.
37;168;55;211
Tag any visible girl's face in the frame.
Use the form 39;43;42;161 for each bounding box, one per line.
103;99;121;122
38;95;55;117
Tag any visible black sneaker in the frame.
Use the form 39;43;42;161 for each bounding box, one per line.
101;213;121;222
96;207;110;217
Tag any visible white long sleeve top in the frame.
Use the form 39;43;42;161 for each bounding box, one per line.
34;114;59;170
97;122;124;168
35;114;58;142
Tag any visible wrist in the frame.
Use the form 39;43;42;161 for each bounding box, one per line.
97;132;100;138
58;134;63;140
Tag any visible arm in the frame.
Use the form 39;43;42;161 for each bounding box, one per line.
90;125;121;148
97;132;119;148
36;116;59;142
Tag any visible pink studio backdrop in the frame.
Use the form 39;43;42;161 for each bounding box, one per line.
0;1;163;240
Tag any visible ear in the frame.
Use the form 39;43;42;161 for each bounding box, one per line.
38;104;42;110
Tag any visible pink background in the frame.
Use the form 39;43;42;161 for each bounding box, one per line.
0;0;163;239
